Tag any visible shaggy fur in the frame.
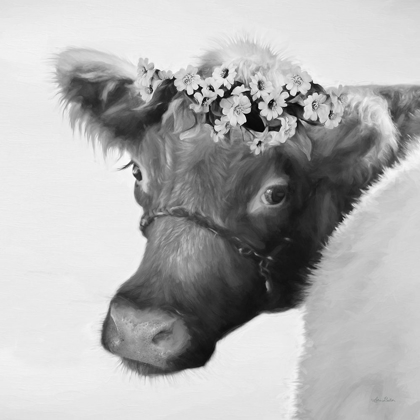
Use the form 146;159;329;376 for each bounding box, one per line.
54;39;420;376
294;142;420;419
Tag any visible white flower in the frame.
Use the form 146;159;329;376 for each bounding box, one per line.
220;94;251;126
139;78;163;102
231;85;250;96
249;72;273;100
327;85;345;115
324;99;344;129
323;86;346;128
266;131;281;146
258;89;289;121
211;117;231;142
324;107;343;129
285;68;312;96
137;58;155;86
200;77;224;98
174;65;201;95
328;85;345;99
190;91;215;113
249;134;268;155
303;93;329;122
214;116;231;133
269;115;297;144
212;63;237;89
158;69;174;80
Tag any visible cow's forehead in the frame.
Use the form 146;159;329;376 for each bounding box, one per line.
132;122;290;217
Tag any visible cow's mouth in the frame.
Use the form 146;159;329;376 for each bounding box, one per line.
121;358;173;376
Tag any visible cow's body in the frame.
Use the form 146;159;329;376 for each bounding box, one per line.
294;141;420;419
54;40;420;380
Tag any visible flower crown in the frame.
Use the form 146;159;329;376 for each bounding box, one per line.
136;57;346;157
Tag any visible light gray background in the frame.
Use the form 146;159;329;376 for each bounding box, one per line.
1;0;419;419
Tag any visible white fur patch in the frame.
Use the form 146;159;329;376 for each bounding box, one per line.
199;38;295;91
293;141;420;419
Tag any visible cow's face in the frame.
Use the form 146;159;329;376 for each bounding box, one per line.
55;41;396;375
106;123;309;375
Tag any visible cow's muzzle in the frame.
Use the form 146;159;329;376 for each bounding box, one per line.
101;296;191;370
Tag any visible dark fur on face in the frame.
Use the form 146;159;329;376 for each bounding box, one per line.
55;41;420;376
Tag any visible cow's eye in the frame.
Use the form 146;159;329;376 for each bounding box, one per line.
132;164;143;181
261;185;287;206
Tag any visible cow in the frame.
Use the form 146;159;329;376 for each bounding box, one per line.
54;39;420;376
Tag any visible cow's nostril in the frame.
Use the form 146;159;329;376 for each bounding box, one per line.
102;298;191;369
152;329;172;345
150;318;191;354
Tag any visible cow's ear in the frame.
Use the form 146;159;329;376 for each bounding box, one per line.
309;89;398;187
55;49;151;153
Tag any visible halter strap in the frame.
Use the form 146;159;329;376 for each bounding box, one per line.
140;206;275;292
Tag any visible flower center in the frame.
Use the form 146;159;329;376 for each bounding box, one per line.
292;75;303;86
268;99;277;110
221;68;229;78
221;121;231;132
182;74;194;85
329;110;336;119
257;80;265;91
312;101;319;110
139;66;147;76
234;105;245;115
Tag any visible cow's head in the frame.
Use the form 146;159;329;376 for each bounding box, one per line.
55;40;397;376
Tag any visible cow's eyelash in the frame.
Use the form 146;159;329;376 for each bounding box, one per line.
118;161;134;171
